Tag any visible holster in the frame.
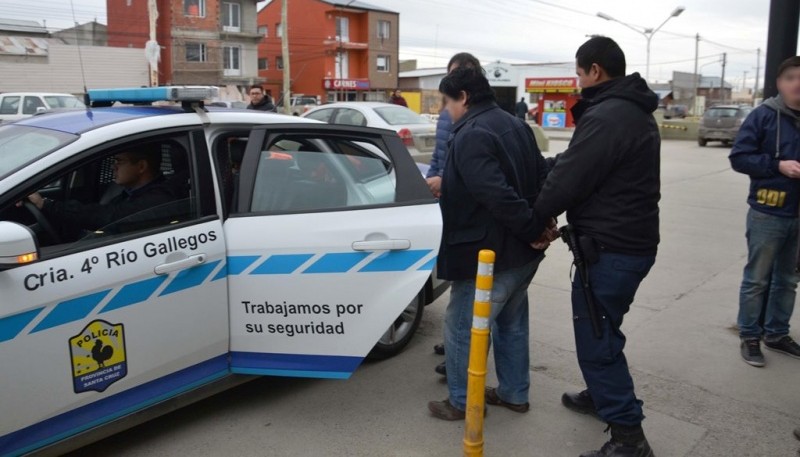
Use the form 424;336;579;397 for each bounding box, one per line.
578;235;600;266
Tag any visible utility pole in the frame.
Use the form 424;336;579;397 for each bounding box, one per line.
764;0;800;99
754;47;761;106
720;52;727;103
280;0;291;115
742;71;748;92
692;33;700;115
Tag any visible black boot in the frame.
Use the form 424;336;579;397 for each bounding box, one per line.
580;424;654;457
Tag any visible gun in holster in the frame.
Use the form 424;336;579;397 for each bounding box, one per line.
559;225;603;339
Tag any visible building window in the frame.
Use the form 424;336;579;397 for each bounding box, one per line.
223;46;241;76
376;55;390;72
276;23;283;38
377;20;390;39
258;58;268;70
184;0;205;17
276;56;283;70
335;16;349;42
221;2;241;32
258;25;268;37
185;42;207;62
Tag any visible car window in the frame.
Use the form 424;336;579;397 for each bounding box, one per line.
0;132;202;256
22;96;46;115
333;108;367;126
0;125;77;179
373;106;430;125
249;134;395;213
0;96;21;115
43;95;86;109
305;108;335;123
705;108;738;118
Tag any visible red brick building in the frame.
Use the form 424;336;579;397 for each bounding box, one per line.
107;0;263;87
257;0;399;102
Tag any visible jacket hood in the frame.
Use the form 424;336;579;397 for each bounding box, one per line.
763;95;800;122
576;73;659;119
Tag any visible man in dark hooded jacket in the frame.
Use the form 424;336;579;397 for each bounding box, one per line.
533;37;660;457
729;56;800;368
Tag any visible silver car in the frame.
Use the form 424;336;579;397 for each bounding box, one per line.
303;102;437;159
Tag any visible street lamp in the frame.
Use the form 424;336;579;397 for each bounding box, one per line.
597;6;685;82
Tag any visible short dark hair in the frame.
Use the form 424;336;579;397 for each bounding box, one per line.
777;56;800;78
576;36;626;79
447;52;483;73
249;85;264;93
125;144;163;173
439;66;495;106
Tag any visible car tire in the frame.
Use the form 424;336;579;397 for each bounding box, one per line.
368;287;425;360
698;138;707;147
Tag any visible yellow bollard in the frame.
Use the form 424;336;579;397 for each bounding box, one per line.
463;249;495;457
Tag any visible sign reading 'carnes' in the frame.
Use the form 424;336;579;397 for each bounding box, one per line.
323;79;371;90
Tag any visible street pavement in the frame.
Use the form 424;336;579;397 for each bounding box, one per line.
70;139;800;457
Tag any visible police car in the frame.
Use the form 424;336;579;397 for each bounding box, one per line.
0;87;445;456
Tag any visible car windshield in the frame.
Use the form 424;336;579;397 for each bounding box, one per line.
373;106;430;126
0;125;78;180
43;95;86;109
706;108;739;118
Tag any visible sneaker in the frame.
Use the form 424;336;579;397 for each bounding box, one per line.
580;424;655;457
427;398;486;421
433;343;445;355
562;390;599;418
740;339;765;367
434;361;446;376
764;336;800;360
485;387;529;413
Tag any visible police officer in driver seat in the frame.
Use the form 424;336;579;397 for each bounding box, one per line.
25;146;176;240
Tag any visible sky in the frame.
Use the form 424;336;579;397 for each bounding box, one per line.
0;0;792;90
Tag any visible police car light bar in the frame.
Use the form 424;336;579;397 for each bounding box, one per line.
87;86;219;105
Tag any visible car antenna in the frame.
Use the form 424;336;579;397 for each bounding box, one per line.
69;0;91;108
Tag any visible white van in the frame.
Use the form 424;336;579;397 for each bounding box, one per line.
0;93;85;123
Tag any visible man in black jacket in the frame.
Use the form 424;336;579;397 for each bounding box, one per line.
427;65;553;421
247;85;276;112
534;37;660;457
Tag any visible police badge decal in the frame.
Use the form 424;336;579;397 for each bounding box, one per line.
69;319;128;394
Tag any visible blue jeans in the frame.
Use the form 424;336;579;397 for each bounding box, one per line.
444;258;541;411
572;252;655;427
738;208;799;340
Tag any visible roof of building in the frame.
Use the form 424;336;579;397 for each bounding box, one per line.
398;68;447;79
0;18;48;35
318;0;398;14
0;36;49;56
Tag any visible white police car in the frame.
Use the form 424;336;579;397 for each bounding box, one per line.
0;87;444;456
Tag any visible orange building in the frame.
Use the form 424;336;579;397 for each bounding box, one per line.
107;0;263;87
257;0;399;102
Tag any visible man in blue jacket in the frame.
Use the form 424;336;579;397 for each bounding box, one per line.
427;64;552;421
730;56;800;367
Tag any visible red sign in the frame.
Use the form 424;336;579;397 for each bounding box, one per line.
323;79;371;90
526;78;577;93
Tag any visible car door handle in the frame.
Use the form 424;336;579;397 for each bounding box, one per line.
351;239;410;251
155;254;207;275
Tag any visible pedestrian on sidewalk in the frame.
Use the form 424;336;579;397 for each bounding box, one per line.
515;97;529;121
533;36;661;457
729;56;800;367
426;62;554;421
389;89;408;107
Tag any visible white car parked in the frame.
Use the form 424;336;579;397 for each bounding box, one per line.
0;92;85;123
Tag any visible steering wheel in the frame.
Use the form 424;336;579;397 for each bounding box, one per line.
23;200;61;244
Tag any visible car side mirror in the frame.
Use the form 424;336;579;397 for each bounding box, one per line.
35;107;47;114
0;222;39;270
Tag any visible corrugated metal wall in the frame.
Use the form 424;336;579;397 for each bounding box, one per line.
0;40;148;94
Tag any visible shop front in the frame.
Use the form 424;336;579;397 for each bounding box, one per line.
525;77;580;128
323;78;389;102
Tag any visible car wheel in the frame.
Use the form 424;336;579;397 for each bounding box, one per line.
368;288;425;360
698;138;707;147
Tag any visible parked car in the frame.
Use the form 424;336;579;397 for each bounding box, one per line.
698;105;753;147
0;92;85;123
207;100;248;109
302;102;436;157
663;104;688;119
279;95;320;116
0;86;447;456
